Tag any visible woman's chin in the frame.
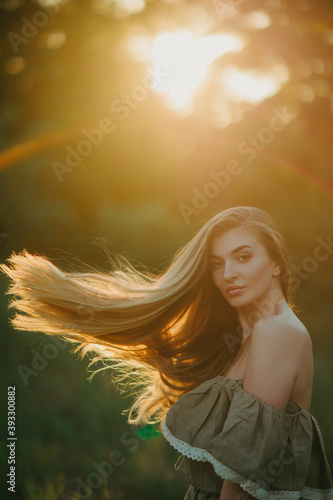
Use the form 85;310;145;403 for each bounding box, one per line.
224;295;251;308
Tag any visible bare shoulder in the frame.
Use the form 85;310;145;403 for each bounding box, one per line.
250;315;314;382
244;315;313;411
252;315;312;349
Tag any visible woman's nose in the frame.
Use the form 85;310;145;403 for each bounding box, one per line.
223;261;237;280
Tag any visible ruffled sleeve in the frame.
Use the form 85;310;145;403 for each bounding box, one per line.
161;375;333;500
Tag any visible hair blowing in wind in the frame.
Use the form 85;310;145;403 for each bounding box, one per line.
0;207;295;430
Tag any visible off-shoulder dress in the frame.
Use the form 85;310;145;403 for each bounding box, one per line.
161;375;333;500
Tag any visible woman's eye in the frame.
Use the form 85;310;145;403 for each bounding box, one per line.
211;261;223;269
210;255;250;268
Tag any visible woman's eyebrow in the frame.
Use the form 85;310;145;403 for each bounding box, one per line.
209;244;254;259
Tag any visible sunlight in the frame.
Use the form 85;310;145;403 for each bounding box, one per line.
151;30;244;113
220;65;289;104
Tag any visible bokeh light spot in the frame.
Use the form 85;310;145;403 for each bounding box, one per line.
243;11;272;30
113;0;145;18
5;57;26;75
298;83;315;102
219;65;289;104
38;31;67;50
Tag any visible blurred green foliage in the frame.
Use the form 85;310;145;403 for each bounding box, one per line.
0;0;333;498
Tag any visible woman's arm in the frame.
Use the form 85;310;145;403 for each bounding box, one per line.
219;479;256;500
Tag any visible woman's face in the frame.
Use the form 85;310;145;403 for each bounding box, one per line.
208;226;280;308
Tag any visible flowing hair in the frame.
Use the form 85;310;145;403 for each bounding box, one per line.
0;206;296;430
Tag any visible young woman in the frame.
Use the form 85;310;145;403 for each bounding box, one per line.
1;206;332;500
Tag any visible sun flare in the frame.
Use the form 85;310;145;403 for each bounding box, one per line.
151;30;244;112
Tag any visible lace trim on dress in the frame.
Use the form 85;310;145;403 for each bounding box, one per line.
162;421;333;500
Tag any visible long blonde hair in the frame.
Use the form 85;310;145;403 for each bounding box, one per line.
0;206;296;429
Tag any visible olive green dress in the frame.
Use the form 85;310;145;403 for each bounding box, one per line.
161;375;333;500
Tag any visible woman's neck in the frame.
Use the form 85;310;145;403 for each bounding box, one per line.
237;288;288;337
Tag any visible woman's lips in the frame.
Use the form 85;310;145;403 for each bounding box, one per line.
226;286;245;296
